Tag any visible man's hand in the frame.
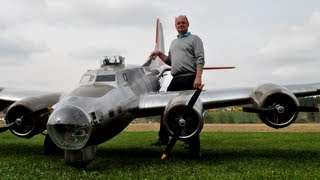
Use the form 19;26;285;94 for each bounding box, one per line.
193;67;203;89
193;77;202;89
149;51;160;60
149;51;168;62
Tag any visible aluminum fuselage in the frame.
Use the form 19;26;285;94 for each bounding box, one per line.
53;64;160;146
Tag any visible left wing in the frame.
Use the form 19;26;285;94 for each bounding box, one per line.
139;82;320;114
138;87;253;116
138;82;320;131
138;82;320;157
285;83;320;97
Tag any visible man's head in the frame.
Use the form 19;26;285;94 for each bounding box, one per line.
175;15;189;36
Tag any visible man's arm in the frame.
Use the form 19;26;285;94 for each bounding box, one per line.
149;51;168;63
193;67;203;89
192;36;205;89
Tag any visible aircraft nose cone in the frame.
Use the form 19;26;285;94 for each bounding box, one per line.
47;105;92;150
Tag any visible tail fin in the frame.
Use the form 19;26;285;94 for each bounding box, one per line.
154;18;165;54
143;18;167;69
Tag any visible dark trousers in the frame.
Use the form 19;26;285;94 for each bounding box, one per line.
167;75;196;91
159;75;200;155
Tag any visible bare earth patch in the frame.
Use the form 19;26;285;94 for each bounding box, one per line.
125;123;320;132
1;119;320;132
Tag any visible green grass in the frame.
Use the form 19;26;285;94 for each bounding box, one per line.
204;111;319;124
1;131;320;179
205;111;260;123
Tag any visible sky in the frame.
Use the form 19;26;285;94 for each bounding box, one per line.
0;0;320;92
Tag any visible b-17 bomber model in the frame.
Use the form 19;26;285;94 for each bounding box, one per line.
0;19;320;167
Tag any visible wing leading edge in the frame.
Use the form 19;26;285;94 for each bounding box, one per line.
0;88;56;102
0;88;61;113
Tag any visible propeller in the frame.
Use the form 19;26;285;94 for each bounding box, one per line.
161;84;204;160
236;105;319;114
0;107;53;134
0;121;16;133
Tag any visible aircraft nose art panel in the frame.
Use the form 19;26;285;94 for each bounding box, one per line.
47;105;92;150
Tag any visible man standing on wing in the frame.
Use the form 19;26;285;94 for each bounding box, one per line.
150;15;205;158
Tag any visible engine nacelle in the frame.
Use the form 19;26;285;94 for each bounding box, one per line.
252;83;299;128
5;93;60;138
162;94;204;139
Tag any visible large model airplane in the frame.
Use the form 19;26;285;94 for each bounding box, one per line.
1;19;320;167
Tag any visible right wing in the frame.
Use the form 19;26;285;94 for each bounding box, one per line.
0;87;59;112
0;87;62;137
0;87;55;102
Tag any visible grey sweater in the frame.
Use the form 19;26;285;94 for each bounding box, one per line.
166;34;205;77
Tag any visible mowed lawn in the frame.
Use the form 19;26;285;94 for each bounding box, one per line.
1;130;320;179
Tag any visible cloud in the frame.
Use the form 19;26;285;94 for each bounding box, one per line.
0;1;166;29
258;10;320;66
1;1;320;91
0;0;46;26
41;1;165;28
0;37;48;63
69;47;127;62
0;22;5;31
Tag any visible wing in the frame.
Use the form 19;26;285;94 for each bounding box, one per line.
138;82;320;117
0;87;58;111
285;83;320;97
0;87;61;138
138;87;253;117
138;82;320;143
0;87;55;101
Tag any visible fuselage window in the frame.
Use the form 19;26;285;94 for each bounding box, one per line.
80;75;94;84
123;73;128;81
96;74;116;82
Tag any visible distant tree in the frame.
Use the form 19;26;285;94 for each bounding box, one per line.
298;96;320;122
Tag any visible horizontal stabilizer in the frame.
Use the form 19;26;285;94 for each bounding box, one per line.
160;66;235;75
203;66;235;70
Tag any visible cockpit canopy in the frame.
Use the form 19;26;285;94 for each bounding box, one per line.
80;74;116;84
76;73;117;97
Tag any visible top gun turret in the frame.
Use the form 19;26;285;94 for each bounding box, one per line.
100;55;125;68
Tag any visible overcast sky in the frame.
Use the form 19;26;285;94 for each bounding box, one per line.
1;0;320;92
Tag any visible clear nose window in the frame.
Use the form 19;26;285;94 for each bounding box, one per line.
47;106;92;150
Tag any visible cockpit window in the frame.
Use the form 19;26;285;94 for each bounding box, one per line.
80;75;94;84
96;74;116;82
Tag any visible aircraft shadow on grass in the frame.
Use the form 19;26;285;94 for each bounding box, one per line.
0;141;318;170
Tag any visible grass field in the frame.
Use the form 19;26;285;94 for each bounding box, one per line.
1;129;320;179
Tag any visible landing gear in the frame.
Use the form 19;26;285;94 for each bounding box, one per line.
64;145;97;168
44;134;63;155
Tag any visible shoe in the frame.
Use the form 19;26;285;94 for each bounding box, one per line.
189;151;202;159
151;138;169;146
188;141;201;159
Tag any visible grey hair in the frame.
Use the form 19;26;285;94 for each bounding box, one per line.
175;15;189;23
